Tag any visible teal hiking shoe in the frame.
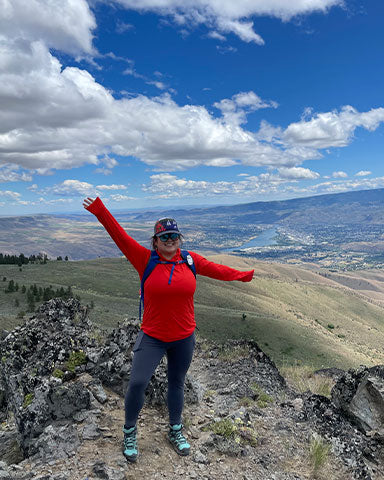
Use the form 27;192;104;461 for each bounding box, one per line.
168;424;190;456
123;426;138;463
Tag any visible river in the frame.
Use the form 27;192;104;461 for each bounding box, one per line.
224;227;279;251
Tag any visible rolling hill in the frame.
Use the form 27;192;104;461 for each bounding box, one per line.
1;254;384;371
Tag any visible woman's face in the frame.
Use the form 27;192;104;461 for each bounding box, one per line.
154;234;180;259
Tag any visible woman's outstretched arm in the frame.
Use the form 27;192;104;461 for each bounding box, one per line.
190;251;254;282
83;197;150;276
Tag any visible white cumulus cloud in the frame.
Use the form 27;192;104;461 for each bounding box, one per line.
1;34;305;173
0;0;96;55
110;194;136;202
41;179;131;199
96;184;127;190
297;176;384;196
284;106;384;148
48;179;96;197
0;190;21;200
214;91;278;125
277;167;320;179
112;0;343;43
0;164;32;183
206;31;226;41
332;171;348;178
1;39;383;174
142;169;322;199
1;0;383;184
355;170;371;177
216;18;264;44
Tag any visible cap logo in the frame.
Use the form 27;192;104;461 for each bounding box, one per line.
155;224;166;233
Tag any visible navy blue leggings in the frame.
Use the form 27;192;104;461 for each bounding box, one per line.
124;331;195;427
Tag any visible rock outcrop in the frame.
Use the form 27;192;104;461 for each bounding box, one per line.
0;298;383;480
332;366;384;438
0;298;197;459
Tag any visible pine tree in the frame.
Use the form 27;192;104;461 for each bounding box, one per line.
43;287;51;301
66;285;73;299
6;280;15;293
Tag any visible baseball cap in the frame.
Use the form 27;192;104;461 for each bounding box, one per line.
154;217;181;236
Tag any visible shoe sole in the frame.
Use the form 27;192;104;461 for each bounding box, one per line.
167;437;190;456
123;450;138;463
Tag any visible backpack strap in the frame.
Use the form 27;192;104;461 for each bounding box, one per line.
139;250;160;320
180;250;196;278
141;250;160;290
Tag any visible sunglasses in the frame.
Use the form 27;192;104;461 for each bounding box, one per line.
158;233;180;242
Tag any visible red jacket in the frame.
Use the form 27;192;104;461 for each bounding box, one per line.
87;197;254;341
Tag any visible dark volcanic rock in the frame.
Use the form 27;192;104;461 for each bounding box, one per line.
31;423;80;461
314;367;345;380
19;379;91;453
200;339;289;411
0;297;383;480
0;298;199;459
0;299;96;456
294;393;383;480
332;366;384;438
0;430;23;465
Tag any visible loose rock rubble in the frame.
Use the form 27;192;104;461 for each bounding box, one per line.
0;298;383;480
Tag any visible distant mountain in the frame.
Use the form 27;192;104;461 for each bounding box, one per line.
127;187;384;226
1;188;383;260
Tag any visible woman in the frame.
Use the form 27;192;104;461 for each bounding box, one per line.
83;197;254;463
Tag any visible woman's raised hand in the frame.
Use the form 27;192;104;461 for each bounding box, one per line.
83;197;95;209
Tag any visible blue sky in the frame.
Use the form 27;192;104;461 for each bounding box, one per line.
1;0;383;214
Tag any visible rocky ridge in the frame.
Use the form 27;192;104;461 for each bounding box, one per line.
0;298;383;479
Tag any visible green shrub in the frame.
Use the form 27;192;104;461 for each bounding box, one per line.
203;389;217;400
23;393;34;408
207;418;257;447
52;368;65;379
89;329;106;345
65;350;87;372
210;418;236;438
327;323;335;330
250;382;273;408
238;396;253;407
